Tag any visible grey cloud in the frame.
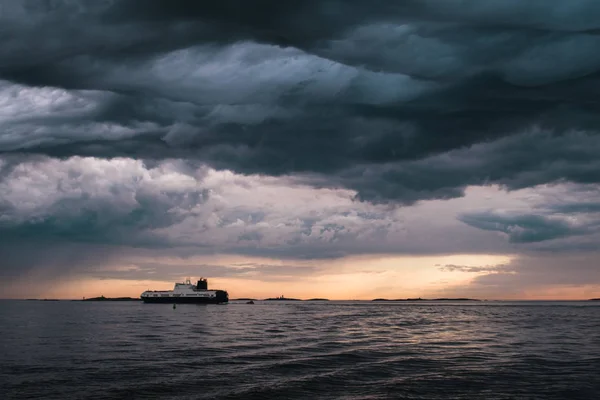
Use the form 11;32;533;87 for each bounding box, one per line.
547;202;600;214
432;253;600;299
471;254;600;288
458;211;584;243
0;158;413;264
526;232;600;254
0;240;126;281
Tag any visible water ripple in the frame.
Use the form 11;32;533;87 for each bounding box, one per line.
2;300;600;399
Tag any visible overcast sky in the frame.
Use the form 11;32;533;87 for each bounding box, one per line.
2;0;600;299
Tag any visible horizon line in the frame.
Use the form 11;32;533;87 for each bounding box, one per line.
2;297;600;302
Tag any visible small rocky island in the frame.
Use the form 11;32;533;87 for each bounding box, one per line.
264;296;302;301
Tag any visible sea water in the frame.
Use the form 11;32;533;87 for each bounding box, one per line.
1;300;599;399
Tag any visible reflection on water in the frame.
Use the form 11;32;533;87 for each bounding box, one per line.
1;300;600;399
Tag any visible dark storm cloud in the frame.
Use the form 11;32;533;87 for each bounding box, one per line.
2;1;600;204
547;202;600;214
0;196;179;247
322;129;600;203
0;180;210;279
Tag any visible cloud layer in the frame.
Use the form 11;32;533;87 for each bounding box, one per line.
0;157;508;263
2;1;600;296
2;1;600;205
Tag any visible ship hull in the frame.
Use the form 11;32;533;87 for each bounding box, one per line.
141;290;228;304
141;296;227;304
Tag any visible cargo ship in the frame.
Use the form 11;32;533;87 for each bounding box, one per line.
140;278;228;304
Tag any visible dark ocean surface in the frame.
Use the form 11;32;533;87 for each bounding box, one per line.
1;300;600;399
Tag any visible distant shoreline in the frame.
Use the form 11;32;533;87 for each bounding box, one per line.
372;298;480;302
11;297;600;302
263;297;330;301
21;296;142;302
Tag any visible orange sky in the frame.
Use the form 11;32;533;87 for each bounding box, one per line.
4;253;599;300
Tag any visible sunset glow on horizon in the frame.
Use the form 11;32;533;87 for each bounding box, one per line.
6;250;600;301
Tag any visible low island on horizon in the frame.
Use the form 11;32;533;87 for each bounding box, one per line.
372;297;480;302
81;296;140;301
18;296;600;302
77;296;480;302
